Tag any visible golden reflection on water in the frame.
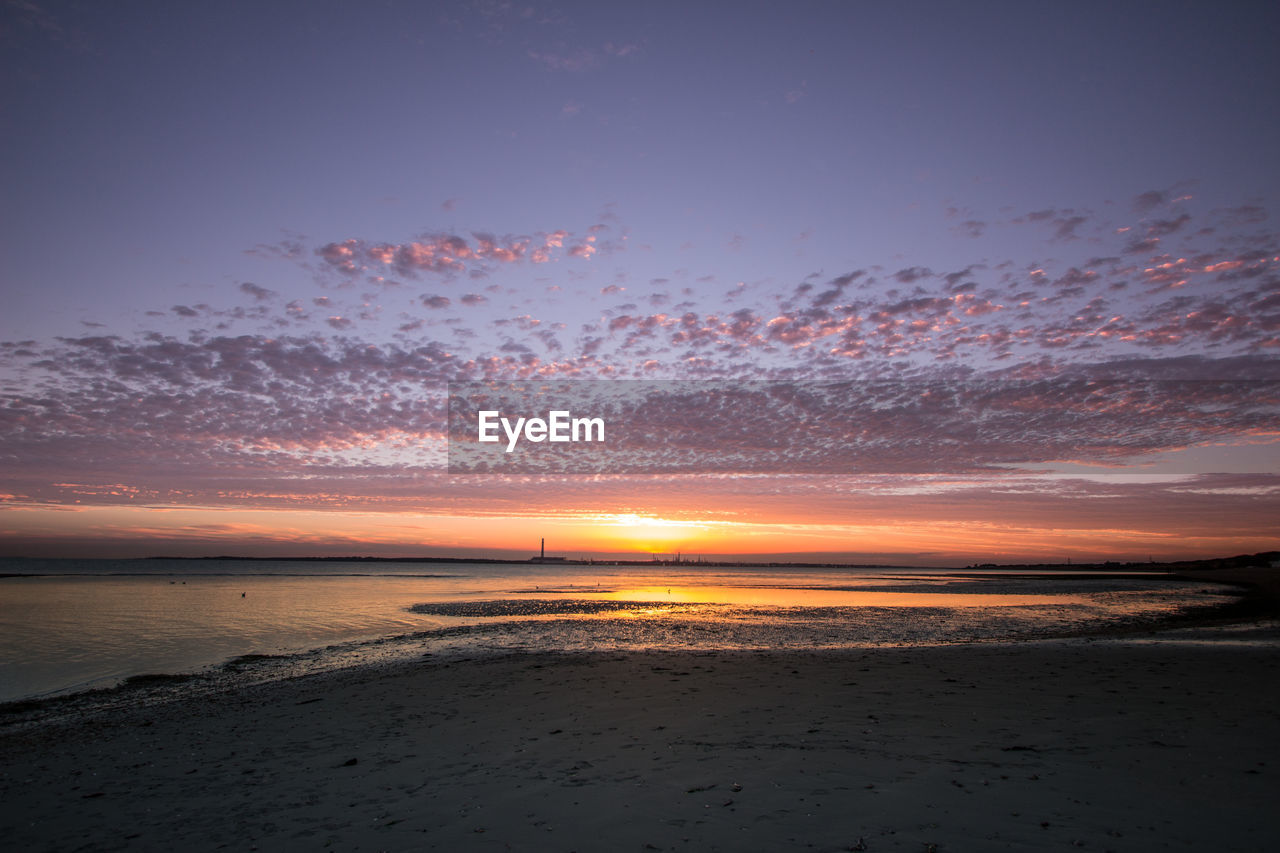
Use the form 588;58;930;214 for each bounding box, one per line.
598;585;1088;608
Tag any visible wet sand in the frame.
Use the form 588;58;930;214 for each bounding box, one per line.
2;622;1278;851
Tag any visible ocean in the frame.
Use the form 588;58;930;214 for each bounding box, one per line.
0;558;1235;705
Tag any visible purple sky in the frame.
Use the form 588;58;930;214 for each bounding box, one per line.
1;1;1277;561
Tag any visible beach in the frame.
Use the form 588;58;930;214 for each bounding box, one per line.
3;617;1278;852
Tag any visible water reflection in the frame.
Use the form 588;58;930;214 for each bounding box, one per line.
0;561;1238;704
599;585;1088;608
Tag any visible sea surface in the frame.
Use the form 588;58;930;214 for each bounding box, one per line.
0;558;1238;705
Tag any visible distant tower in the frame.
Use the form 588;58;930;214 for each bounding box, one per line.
541;538;545;559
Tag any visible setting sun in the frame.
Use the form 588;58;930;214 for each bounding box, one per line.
591;513;715;554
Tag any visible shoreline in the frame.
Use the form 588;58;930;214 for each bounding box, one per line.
1;569;1271;729
2;625;1277;850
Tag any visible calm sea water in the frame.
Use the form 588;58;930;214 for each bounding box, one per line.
0;558;1234;704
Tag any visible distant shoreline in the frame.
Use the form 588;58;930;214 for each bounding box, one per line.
129;548;1280;573
108;548;1280;569
2;549;1275;576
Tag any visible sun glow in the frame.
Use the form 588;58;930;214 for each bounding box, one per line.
591;512;718;554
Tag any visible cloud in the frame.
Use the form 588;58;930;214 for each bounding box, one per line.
528;49;600;72
1011;208;1091;240
3;194;1278;519
1124;236;1162;256
807;271;864;308
239;282;276;301
942;267;980;293
314;228;597;280
1053;215;1087;240
1215;204;1268;227
1146;213;1191;237
1052;268;1101;289
603;42;639;58
1133;189;1168;215
528;41;640;72
245;236;305;262
1134;185;1196;215
892;266;932;284
445;377;1280;477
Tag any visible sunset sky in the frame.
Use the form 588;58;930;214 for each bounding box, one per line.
1;1;1277;563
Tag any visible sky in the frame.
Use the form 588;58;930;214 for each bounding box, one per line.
1;0;1278;563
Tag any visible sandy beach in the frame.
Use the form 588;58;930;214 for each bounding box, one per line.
2;617;1278;852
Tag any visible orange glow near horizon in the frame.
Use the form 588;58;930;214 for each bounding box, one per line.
0;501;1276;564
573;512;735;555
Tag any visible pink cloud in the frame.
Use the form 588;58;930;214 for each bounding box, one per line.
315;228;595;279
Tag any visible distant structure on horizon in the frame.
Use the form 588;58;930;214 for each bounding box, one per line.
529;537;566;564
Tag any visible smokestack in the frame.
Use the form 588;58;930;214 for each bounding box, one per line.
541;538;545;559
